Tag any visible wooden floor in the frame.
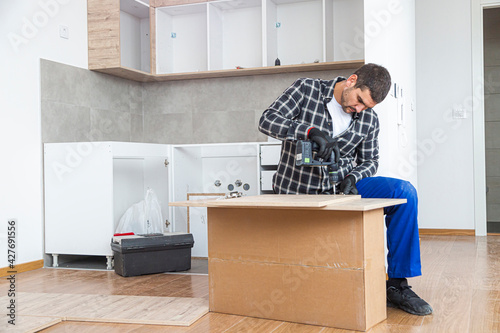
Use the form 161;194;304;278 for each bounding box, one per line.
1;235;499;332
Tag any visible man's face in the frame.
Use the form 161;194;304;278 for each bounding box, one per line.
340;76;377;114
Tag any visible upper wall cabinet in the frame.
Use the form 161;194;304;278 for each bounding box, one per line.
87;0;364;82
88;0;151;73
154;0;364;75
120;0;151;72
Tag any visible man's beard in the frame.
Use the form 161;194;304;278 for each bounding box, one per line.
340;88;355;113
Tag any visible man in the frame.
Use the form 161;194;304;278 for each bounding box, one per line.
258;63;433;316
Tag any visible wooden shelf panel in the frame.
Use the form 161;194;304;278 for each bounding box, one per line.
93;60;365;82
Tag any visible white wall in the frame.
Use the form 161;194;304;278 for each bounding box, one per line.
416;0;475;230
0;0;88;267
364;0;418;187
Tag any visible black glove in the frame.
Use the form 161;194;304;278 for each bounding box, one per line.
308;128;340;162
340;175;358;195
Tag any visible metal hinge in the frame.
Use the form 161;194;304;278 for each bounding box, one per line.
164;158;169;167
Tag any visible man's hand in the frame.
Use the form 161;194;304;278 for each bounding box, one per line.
340;175;358;195
308;128;340;162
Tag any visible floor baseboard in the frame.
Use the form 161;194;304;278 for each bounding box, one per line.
419;229;475;236
0;259;44;277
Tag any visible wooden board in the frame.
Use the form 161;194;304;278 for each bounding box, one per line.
170;196;406;211
0;293;208;326
174;194;361;208
0;315;61;333
87;0;120;70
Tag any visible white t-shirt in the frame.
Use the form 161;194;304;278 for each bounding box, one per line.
327;97;352;137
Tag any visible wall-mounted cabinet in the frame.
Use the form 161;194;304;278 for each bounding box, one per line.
156;3;208;74
120;0;151;72
265;0;324;66
155;0;362;74
209;0;263;70
88;0;152;73
156;0;264;74
88;0;364;82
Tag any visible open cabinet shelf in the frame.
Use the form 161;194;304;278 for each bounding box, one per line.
94;59;363;82
88;0;364;82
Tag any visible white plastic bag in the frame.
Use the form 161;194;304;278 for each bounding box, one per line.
115;188;164;235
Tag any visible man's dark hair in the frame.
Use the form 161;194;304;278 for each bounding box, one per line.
353;63;392;104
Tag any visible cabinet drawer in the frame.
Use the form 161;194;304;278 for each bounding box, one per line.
261;170;276;191
260;145;281;166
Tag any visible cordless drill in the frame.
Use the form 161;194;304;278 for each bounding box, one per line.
295;140;339;183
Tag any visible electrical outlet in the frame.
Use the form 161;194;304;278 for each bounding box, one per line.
59;25;69;39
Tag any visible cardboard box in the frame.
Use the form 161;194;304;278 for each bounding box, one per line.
207;207;386;331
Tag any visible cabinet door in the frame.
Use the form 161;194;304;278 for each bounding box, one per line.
44;143;114;256
260;144;281;166
188;194;224;258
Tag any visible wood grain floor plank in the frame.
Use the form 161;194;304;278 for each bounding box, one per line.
270;321;324;332
41;321;144;333
14;236;500;332
420;237;476;332
474;236;500;290
383;307;424;326
0;292;208;326
223;316;284;332
469;289;500;333
0;315;61;333
183;312;246;332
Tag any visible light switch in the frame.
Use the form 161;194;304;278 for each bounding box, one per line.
452;108;466;119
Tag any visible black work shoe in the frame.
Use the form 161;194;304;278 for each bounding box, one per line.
386;280;433;316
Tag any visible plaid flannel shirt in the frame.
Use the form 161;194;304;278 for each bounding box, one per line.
258;77;380;194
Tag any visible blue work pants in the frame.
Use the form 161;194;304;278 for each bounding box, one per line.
356;176;422;278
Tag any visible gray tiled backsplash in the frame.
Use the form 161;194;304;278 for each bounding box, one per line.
41;100;90;143
41;59;357;144
90;108;131;142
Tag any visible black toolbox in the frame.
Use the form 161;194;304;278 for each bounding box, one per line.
111;233;194;277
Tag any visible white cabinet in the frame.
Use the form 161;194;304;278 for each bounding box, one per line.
259;143;281;193
170;142;280;257
170;143;259;239
265;0;323;66
44;142;170;266
44;141;281;262
156;3;208;73
120;0;151;72
209;0;263;70
155;0;364;74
